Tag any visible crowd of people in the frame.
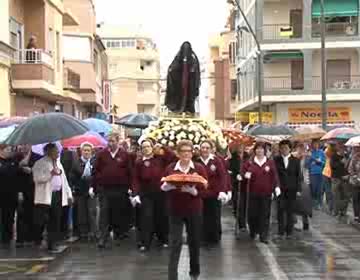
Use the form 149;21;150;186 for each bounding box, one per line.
0;133;359;280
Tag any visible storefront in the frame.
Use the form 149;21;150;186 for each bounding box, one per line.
272;102;359;127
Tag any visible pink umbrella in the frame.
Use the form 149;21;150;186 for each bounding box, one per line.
321;127;360;141
62;133;107;149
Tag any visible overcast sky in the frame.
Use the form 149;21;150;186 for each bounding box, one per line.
95;0;228;72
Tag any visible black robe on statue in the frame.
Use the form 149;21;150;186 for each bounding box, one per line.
165;42;201;114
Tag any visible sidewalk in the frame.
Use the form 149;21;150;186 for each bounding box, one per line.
0;242;70;277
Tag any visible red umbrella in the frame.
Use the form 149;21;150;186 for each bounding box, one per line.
62;134;107;149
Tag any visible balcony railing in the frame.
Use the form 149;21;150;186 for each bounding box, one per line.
63;67;80;90
312;22;358;37
312;76;360;90
262;23;303;40
13;49;53;67
264;76;304;90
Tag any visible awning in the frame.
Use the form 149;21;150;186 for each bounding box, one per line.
312;0;359;17
264;51;303;62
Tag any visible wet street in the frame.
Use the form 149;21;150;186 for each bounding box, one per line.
6;208;360;280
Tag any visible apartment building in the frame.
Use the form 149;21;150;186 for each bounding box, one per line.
62;0;108;119
8;0;82;116
236;0;360;126
98;25;161;118
203;1;238;124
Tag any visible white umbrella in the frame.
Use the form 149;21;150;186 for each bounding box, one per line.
345;136;360;147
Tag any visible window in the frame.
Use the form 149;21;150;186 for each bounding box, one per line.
231;79;237;101
48;28;54;53
229;42;237;65
56;32;60;72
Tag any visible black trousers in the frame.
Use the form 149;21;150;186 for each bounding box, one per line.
73;194;98;238
202;197;221;243
98;186;131;242
0;193;17;244
33;191;63;248
17;189;35;243
248;194;272;240
139;192;169;248
277;194;296;236
168;214;202;280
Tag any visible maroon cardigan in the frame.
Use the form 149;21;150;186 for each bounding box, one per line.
93;148;133;189
195;156;227;198
132;149;176;195
163;162;208;217
241;158;279;196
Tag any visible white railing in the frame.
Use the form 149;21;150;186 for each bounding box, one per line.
13;49;53;67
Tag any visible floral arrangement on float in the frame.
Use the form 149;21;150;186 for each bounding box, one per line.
142;118;228;150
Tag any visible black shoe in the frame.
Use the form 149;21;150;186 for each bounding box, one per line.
97;240;106;249
303;223;309;231
260;238;269;244
139;246;148;253
250;232;256;240
16;242;25;248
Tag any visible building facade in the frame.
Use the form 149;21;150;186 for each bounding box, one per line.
62;0;108;119
0;0;107;118
8;0;81;116
236;0;360;127
204;1;238;125
98;25;161;117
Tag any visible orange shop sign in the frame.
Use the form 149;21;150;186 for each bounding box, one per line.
288;107;351;122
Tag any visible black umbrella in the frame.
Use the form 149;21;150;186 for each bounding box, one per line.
4;113;89;145
247;124;297;139
115;113;158;129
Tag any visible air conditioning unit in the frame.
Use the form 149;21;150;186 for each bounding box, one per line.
346;25;356;36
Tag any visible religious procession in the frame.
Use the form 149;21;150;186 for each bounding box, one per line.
1;40;360;280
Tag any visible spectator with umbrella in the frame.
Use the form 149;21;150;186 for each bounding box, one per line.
15;145;42;248
306;139;326;210
32;143;73;253
330;142;350;219
0;145;21;249
347;146;360;223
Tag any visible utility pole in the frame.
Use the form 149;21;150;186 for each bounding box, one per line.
233;0;263;124
320;0;327;130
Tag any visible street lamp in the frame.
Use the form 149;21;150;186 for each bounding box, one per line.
233;0;263;124
320;0;327;130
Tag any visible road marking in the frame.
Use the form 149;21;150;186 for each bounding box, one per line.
25;264;46;275
0;257;55;262
255;242;289;280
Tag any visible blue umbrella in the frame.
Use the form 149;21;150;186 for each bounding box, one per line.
84;118;112;136
0;125;16;143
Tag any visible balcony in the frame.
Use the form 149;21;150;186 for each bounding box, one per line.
264;76;304;92
11;49;56;97
312;76;360;90
63;67;80;91
312;22;358;37
262;24;303;41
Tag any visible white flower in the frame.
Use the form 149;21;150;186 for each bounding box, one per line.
170;135;175;141
161;139;167;145
188;134;194;140
164;131;169;137
156;134;162;140
168;141;175;147
265;166;270;172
